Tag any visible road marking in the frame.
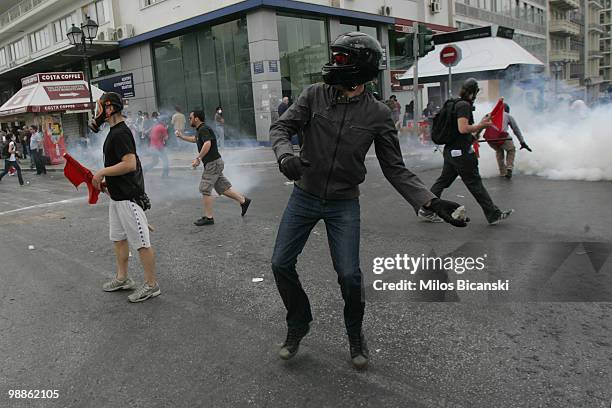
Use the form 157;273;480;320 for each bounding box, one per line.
0;196;85;216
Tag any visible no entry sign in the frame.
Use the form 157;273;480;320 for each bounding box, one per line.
440;44;462;67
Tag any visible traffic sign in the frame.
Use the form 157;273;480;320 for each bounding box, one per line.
440;44;462;67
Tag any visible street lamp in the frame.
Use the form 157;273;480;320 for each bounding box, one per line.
67;16;99;116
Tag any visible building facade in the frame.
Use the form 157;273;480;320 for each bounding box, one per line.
548;0;604;103
452;0;548;63
0;0;463;141
600;0;612;93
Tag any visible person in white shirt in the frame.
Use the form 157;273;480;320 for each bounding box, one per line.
0;134;24;185
29;125;46;175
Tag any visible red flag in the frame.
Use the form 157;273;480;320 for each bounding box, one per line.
63;153;104;204
489;98;504;131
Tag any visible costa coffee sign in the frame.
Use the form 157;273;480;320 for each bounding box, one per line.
21;72;85;86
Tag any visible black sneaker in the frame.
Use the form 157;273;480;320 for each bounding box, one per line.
489;209;514;225
241;197;252;216
279;325;310;360
348;332;369;370
505;169;513;179
194;217;214;226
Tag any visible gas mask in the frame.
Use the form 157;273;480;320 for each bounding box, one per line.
89;92;123;133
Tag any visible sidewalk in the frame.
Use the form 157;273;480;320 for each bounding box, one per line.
20;143;435;172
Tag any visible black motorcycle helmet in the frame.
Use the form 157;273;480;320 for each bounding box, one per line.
460;78;480;100
322;32;383;89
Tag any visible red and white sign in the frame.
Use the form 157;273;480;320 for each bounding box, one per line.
0;72;102;117
440;44;462;67
43;84;90;100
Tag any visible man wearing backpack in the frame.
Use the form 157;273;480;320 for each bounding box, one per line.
270;32;469;371
0;134;24;186
420;78;513;225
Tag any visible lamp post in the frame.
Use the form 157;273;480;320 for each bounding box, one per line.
66;16;99;116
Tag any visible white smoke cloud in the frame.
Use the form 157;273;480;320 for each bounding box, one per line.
474;99;612;181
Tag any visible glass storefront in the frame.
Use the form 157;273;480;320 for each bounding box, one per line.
277;14;329;100
153;17;255;140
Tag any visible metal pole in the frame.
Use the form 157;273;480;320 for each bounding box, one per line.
413;21;419;127
448;65;452;98
82;36;95;117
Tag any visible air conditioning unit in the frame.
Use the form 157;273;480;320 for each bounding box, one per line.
430;0;441;14
330;0;342;7
98;28;116;41
379;5;392;16
115;24;135;40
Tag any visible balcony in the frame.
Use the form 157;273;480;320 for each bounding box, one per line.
550;19;582;36
0;0;49;28
589;23;606;33
590;50;604;58
586;75;605;84
550;49;581;62
589;0;605;9
565;78;582;88
550;0;580;10
454;3;546;35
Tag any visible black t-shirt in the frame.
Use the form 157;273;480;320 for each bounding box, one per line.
103;121;145;201
196;124;221;165
446;99;474;151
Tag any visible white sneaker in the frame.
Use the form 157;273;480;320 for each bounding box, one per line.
103;277;136;292
418;208;444;223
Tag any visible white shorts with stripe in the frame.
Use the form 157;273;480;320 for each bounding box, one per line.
109;200;151;250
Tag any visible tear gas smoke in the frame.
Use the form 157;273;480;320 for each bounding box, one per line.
471;97;612;181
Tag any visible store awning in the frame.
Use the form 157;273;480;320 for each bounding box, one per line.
399;36;545;85
0;72;104;117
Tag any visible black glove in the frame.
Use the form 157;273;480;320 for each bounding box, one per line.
427;198;470;227
520;142;532;152
279;155;311;181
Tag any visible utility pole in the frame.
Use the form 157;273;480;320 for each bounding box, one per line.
412;21;419;128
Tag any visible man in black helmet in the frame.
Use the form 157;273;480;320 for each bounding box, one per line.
419;78;514;225
90;92;160;303
269;32;468;370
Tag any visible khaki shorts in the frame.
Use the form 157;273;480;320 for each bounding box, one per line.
109;199;151;250
199;158;231;196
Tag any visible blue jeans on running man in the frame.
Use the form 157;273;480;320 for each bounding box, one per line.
271;186;364;336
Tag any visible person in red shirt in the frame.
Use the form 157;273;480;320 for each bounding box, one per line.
142;112;169;177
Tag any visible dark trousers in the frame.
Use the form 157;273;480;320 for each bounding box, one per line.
431;149;500;223
31;149;46;174
271;186;364;336
0;160;24;185
142;148;169;177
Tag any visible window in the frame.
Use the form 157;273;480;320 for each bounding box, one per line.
53;14;75;43
8;38;28;61
142;0;165;7
91;54;121;78
82;0;108;24
277;14;328;100
29;27;50;53
0;48;6;66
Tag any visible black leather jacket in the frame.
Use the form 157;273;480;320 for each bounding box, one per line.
270;83;435;211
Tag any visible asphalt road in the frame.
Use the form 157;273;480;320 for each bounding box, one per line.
1;152;611;408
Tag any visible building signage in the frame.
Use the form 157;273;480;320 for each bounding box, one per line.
43;84;90;100
434;26;492;45
380;46;388;70
94;73;135;98
268;60;279;73
20;72;85;87
253;61;264;75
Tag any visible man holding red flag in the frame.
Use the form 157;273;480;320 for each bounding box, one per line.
89;92;160;303
419;78;514;225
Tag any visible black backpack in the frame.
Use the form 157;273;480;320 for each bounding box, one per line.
2;142;10;159
431;98;461;145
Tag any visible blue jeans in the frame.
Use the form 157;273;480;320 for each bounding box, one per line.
271;186;364;335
